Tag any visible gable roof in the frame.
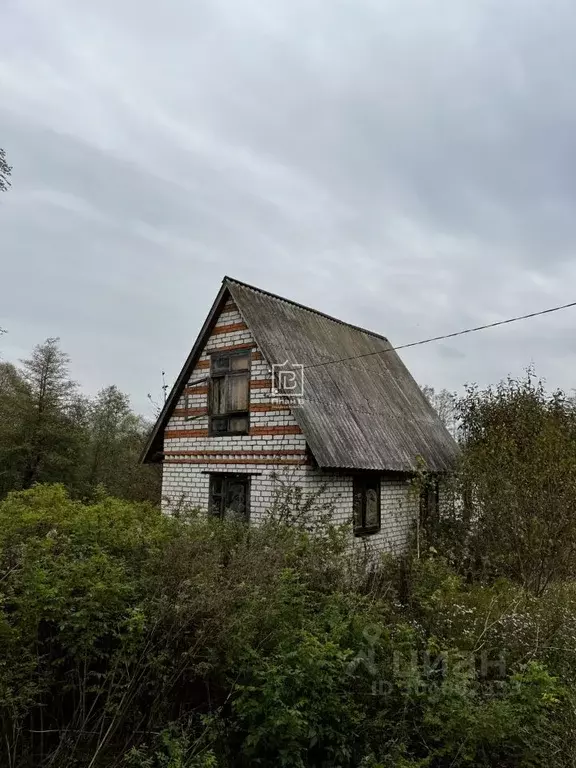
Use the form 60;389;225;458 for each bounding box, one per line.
142;277;460;472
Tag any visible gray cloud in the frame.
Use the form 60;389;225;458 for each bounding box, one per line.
2;0;576;414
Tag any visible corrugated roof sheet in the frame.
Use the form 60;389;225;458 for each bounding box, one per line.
142;276;460;472
227;279;459;472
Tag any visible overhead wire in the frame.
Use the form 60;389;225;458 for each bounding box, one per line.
303;299;576;371
178;298;576;422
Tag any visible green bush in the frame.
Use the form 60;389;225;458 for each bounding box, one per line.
0;485;572;767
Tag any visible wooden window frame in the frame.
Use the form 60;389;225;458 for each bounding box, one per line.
353;474;381;536
208;351;251;436
208;473;251;521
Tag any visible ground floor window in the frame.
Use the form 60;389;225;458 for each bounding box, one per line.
209;473;250;521
353;475;381;535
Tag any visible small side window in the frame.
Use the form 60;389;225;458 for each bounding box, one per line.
353;475;381;535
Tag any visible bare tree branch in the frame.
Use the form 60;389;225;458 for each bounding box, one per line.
0;148;12;193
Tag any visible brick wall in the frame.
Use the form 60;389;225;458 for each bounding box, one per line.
305;468;418;555
162;299;308;520
161;298;418;554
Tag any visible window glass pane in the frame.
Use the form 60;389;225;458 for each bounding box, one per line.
229;415;249;433
210;377;226;414
365;486;379;528
211;417;229;434
227;373;249;412
225;477;249;520
426;483;439;523
230;353;250;371
209;475;224;517
212;355;229;373
419;488;428;526
209;496;222;517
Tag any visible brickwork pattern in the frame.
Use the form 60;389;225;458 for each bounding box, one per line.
161;301;419;554
305;468;418;555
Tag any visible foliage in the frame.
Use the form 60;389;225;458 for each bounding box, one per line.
421;386;459;439
424;371;576;594
0;338;160;503
1;341;575;766
17;337;84;489
0;485;572;768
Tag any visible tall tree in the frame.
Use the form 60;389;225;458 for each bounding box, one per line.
0;337;160;503
421;385;459;438
18;338;86;489
83;385;161;502
0;362;29;496
0;147;11;193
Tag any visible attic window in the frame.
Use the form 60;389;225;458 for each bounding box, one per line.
353;475;381;535
209;351;250;435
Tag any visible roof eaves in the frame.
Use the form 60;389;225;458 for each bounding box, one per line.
139;280;230;464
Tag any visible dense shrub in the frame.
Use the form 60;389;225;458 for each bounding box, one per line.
0;485;573;767
427;372;576;594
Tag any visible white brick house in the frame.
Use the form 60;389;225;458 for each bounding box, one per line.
142;278;459;553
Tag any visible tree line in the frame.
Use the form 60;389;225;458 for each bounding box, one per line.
0;337;160;502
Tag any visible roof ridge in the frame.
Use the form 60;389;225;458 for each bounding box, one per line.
223;276;389;343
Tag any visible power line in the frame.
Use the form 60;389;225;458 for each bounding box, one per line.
173;297;576;424
303;299;576;372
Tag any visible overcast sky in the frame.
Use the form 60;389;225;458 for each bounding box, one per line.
2;0;576;415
